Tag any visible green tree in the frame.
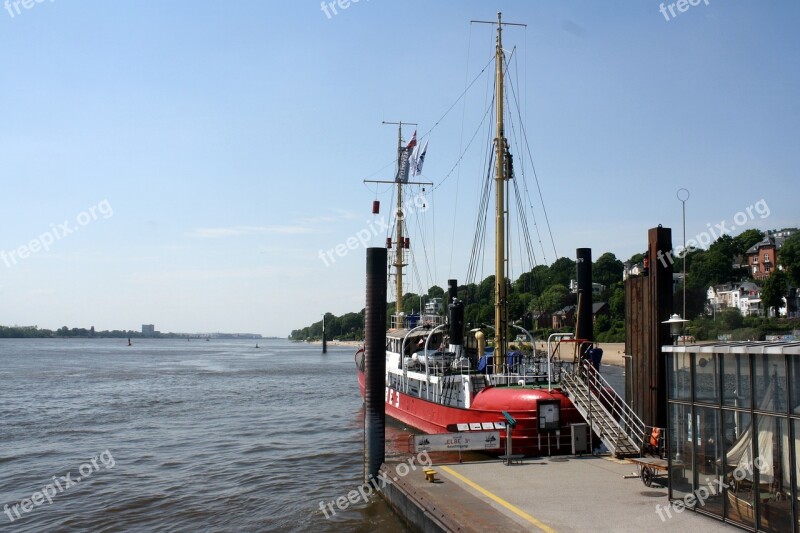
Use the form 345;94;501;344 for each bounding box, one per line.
687;249;734;289
733;229;765;256
761;270;789;317
548;257;576;287
593;252;624;288
534;284;570;314
779;233;800;286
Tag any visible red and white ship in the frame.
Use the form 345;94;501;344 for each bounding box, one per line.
356;13;584;457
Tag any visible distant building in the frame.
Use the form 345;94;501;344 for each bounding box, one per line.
424;297;443;315
746;230;794;280
707;281;763;317
568;279;605;295
142;324;155;337
552;303;608;329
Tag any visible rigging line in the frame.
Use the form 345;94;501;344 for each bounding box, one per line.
466;141;494;287
503;52;548;266
433;95;495;192
417;55;494;143
504;53;559;261
504;88;539;272
448;23;477;279
466;92;496;286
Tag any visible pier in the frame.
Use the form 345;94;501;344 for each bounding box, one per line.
379;454;735;532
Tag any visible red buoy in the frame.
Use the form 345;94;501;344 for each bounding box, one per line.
372;200;380;214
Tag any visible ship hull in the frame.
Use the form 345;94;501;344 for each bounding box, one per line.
357;368;581;456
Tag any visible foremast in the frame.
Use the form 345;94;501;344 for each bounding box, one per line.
365;121;431;326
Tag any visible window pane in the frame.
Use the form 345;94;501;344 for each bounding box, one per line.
754;354;787;413
694;407;723;515
695;354;719;404
723;354;752;408
724;411;754;528
669;403;694;500
669;352;692;401
794;419;800;533
791;356;800;414
757;416;791;533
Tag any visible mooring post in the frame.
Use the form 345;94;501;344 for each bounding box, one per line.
576;248;593;359
322;314;327;354
364;247;387;483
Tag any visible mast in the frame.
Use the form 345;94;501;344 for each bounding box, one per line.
493;11;508;365
364;122;430;326
395;124;405;318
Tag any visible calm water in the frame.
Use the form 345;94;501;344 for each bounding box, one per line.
0;339;409;532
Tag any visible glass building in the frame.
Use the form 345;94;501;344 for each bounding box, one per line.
664;342;800;532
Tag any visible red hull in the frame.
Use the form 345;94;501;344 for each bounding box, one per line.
357;369;581;456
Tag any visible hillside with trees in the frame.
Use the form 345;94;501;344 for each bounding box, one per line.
291;228;800;343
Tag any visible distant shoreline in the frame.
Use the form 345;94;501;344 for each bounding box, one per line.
307;339;363;348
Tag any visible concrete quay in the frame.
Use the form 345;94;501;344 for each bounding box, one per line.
380;454;739;532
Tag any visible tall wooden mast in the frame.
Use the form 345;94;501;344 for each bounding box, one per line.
493;12;508;364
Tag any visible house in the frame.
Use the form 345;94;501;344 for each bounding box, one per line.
568;280;606;295
707;281;763;317
746;230;794;280
530;310;551;329
551;302;609;329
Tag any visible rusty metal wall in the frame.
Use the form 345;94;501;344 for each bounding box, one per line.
625;226;673;428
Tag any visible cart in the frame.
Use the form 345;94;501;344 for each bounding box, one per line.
628;457;669;487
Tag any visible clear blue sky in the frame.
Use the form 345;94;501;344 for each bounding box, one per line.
1;1;797;336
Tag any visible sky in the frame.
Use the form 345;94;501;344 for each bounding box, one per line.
0;1;797;336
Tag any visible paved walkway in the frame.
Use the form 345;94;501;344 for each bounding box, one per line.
385;454;739;532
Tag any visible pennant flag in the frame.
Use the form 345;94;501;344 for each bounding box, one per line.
412;140;428;176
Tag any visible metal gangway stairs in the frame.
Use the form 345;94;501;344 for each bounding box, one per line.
561;360;647;458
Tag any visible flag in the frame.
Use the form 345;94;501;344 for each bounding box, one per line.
412;140;428;176
405;130;417;150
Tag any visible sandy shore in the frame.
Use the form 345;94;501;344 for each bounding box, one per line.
532;341;627;367
307;339;363;348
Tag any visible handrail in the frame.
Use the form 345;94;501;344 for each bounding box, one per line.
579;360;648;452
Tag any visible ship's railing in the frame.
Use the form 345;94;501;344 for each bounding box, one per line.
390;313;446;330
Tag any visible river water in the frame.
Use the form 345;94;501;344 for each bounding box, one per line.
0;338;627;532
0;338;408;532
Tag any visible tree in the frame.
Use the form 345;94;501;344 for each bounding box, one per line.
687;249;734;289
534;284;570;314
779;233;800;287
548;257;576;287
593;252;624;288
733;229;765;256
761;270;789;318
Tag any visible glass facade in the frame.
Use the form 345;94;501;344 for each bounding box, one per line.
665;343;800;532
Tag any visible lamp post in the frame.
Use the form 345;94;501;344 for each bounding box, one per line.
662;313;689;346
677;188;690;321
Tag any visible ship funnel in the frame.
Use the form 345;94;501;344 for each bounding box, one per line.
447;279;458;304
448;299;465;347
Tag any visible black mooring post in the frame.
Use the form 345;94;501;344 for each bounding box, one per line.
576;248;593;359
322;315;327;354
364;247;387;483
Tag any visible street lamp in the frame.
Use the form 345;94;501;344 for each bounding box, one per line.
662;313;689;345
